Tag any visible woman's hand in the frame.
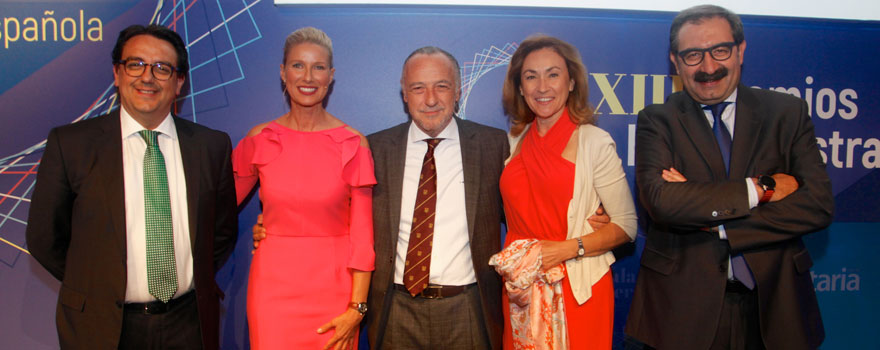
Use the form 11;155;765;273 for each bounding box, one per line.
539;239;578;271
317;308;364;350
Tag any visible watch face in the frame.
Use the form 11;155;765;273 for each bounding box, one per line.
760;175;776;189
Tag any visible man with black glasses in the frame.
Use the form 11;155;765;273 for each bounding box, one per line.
625;5;832;350
26;24;237;349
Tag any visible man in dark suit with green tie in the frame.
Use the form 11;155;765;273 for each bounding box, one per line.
26;24;237;349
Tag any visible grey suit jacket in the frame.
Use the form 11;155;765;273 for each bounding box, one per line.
626;85;833;349
26;111;238;350
366;117;508;350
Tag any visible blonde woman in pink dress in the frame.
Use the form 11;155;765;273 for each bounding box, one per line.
233;27;375;350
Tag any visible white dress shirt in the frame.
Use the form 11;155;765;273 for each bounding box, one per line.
701;89;759;279
394;118;477;286
120;107;194;302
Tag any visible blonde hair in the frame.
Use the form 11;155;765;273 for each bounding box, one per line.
283;27;333;67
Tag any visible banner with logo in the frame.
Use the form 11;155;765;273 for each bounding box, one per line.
1;1;875;348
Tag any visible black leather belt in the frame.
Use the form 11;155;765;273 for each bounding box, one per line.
124;290;195;315
394;283;475;299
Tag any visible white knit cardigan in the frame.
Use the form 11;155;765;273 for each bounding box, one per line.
506;123;638;304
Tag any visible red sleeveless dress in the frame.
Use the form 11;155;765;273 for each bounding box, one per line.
500;112;614;349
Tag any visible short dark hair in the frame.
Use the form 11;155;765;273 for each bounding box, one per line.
111;24;189;76
669;5;744;54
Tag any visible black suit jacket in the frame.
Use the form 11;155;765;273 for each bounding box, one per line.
26;111;238;350
365;118;509;350
625;85;833;349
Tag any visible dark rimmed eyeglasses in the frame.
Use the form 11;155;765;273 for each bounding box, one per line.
676;42;738;66
114;59;181;81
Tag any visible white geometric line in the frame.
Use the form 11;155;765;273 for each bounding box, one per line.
189;0;262;47
0;211;28;225
0;140;45;165
0;156;23;174
0;193;30;203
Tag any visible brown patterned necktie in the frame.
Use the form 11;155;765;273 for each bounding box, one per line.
404;138;442;296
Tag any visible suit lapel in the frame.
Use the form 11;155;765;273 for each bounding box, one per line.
457;118;479;240
97;111;127;255
729;86;762;179
174;117;201;249
385;123;409;249
676;95;729;180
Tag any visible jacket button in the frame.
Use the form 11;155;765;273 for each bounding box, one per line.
712;211;718;217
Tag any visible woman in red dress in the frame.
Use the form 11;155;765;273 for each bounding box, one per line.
497;35;638;349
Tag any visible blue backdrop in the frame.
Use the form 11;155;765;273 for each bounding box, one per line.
1;0;876;348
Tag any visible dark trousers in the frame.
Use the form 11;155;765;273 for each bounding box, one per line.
381;284;490;350
118;292;203;350
710;281;765;350
623;281;764;350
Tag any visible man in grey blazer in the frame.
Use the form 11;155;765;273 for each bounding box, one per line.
365;46;508;349
625;5;833;350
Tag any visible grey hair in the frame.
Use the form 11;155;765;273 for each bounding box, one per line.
400;46;461;88
670;4;744;53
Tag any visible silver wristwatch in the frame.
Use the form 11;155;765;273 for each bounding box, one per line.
576;237;585;258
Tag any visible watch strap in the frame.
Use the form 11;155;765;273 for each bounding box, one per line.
349;302;367;315
759;189;774;203
757;175;775;204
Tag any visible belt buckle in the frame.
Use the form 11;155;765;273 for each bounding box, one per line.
421;285;444;299
145;301;169;314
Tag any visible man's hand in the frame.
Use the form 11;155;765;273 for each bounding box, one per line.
754;173;799;202
587;204;610;231
662;167;687;182
252;214;266;249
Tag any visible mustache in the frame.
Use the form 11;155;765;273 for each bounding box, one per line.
133;82;160;90
694;67;728;82
419;107;445;114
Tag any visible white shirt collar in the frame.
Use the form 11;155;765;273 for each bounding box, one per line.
120;106;178;140
701;88;738;108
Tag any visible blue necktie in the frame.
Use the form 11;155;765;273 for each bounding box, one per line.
705;103;755;290
706;102;732;174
